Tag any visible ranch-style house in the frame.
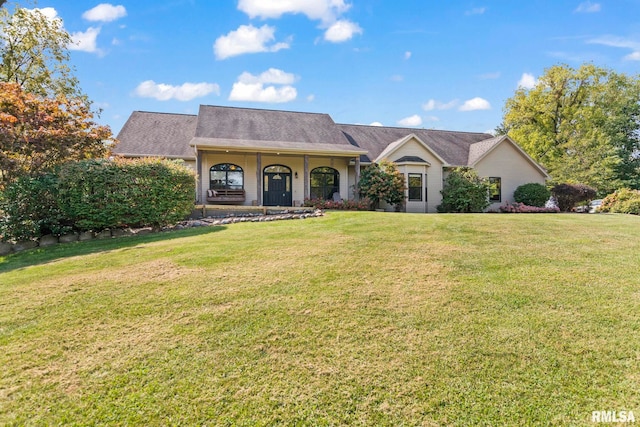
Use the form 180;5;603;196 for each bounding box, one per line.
113;105;549;213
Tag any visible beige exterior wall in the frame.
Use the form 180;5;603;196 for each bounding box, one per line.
201;152;352;206
474;141;547;210
382;138;444;213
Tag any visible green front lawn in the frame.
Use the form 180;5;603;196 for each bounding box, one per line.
1;212;639;425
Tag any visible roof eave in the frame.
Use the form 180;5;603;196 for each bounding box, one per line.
190;138;367;157
113;153;195;161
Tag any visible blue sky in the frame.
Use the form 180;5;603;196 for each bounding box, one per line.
29;0;640;136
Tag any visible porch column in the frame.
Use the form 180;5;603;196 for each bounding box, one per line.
354;156;361;201
196;149;203;204
304;155;309;200
256;153;262;205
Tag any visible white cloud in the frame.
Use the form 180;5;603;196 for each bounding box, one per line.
422;99;458;111
370;121;384;127
459;97;491;111
465;7;486;15
134;80;220;101
237;0;361;44
238;0;350;23
517;73;537;89
214;24;289;60
238;68;297;85
229;68;298;103
324;20;363;43
587;35;640;61
229;83;297;103
404;51;412;60
425;116;440;122
422;100;437;111
307;94;316;102
69;27;101;53
82;4;127;22
624;51;640;61
588;35;639;49
575;1;601;13
397;115;422;127
390;75;404;82
30;7;60;21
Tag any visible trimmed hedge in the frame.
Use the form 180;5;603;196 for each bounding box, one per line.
0;158;196;241
600;188;640;215
57;158;195;231
551;183;597;212
0;174;71;241
513;183;550;207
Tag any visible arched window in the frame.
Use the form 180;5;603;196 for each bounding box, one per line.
210;163;243;189
310;167;339;200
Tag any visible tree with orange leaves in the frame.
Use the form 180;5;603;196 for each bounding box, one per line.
0;82;113;188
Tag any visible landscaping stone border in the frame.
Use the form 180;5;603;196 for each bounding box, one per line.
0;209;324;255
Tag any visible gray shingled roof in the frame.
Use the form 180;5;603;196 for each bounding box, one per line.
194;105;354;147
114;111;197;159
395;155;429;163
338;124;494;164
468;135;505;165
114;105;505;167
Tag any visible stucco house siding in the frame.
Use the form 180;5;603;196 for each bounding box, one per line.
380;137;446;213
474;140;548;210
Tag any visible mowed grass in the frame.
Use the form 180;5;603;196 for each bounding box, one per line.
1;212;639;426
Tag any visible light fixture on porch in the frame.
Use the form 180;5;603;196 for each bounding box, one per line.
294;171;298;179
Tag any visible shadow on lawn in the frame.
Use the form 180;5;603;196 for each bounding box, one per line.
0;225;226;274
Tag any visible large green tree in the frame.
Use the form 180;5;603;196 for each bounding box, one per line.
1;4;82;98
499;64;640;195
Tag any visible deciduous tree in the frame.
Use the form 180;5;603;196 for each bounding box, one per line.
0;82;112;188
500;64;640;195
1;4;81;98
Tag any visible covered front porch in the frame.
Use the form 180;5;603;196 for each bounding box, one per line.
192;138;367;207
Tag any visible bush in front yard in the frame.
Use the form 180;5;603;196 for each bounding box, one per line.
57;158;196;231
303;198;370;210
599;188;640;215
499;202;560;213
437;167;490;213
514;183;550;207
551;183;597;212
